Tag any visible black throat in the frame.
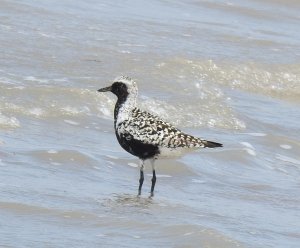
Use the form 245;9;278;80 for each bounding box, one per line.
110;82;130;123
113;91;129;123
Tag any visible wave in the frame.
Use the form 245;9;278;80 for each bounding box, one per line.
157;58;300;103
0;112;20;128
0;76;244;130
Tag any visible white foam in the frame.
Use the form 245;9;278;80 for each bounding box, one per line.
0;24;11;30
53;78;68;82
98;106;113;119
64;120;80;126
107;161;115;166
128;162;138;168
240;142;255;149
192;179;206;184
29;108;44;117
158;203;168;207
234;118;246;129
61;106;90;115
156;62;166;68
245;148;256;156
62;106;80;115
240;142;256;156
183;232;194;236
96;233;107;237
277;167;288;173
0;113;20;128
51;162;62;166
38;32;56;38
14;86;25;90
24;76;36;81
195;82;201;89
208;119;217;127
246;133;267;137
118;43;146;47
280;144;292;150
276;154;300;166
24;76;48;83
47;150;58;154
105;155;118;159
119;50;131;54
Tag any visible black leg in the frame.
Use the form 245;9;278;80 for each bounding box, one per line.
150;169;156;197
138;169;144;196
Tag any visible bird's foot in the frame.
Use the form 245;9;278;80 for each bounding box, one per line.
137;190;142;197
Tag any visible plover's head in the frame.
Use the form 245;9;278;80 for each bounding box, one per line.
98;76;138;99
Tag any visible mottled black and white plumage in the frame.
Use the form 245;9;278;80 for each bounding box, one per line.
98;76;222;197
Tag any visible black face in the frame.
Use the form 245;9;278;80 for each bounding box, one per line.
110;82;128;98
98;81;130;121
98;82;128;100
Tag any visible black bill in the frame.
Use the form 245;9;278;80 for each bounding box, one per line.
98;85;112;92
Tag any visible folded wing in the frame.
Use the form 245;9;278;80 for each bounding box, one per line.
116;108;222;149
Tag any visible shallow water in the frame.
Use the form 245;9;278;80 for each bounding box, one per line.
1;0;300;247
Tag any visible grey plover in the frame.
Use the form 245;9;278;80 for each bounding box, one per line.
98;76;222;197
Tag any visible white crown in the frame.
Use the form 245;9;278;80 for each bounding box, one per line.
113;76;138;96
113;76;136;85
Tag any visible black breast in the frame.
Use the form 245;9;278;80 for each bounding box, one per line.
116;132;159;160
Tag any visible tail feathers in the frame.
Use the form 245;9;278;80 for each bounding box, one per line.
204;140;223;148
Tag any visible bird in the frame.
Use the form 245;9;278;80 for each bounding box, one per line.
98;76;222;197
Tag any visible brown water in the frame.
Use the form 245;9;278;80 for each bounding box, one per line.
1;0;300;247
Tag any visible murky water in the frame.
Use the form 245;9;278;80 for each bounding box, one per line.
1;0;300;247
